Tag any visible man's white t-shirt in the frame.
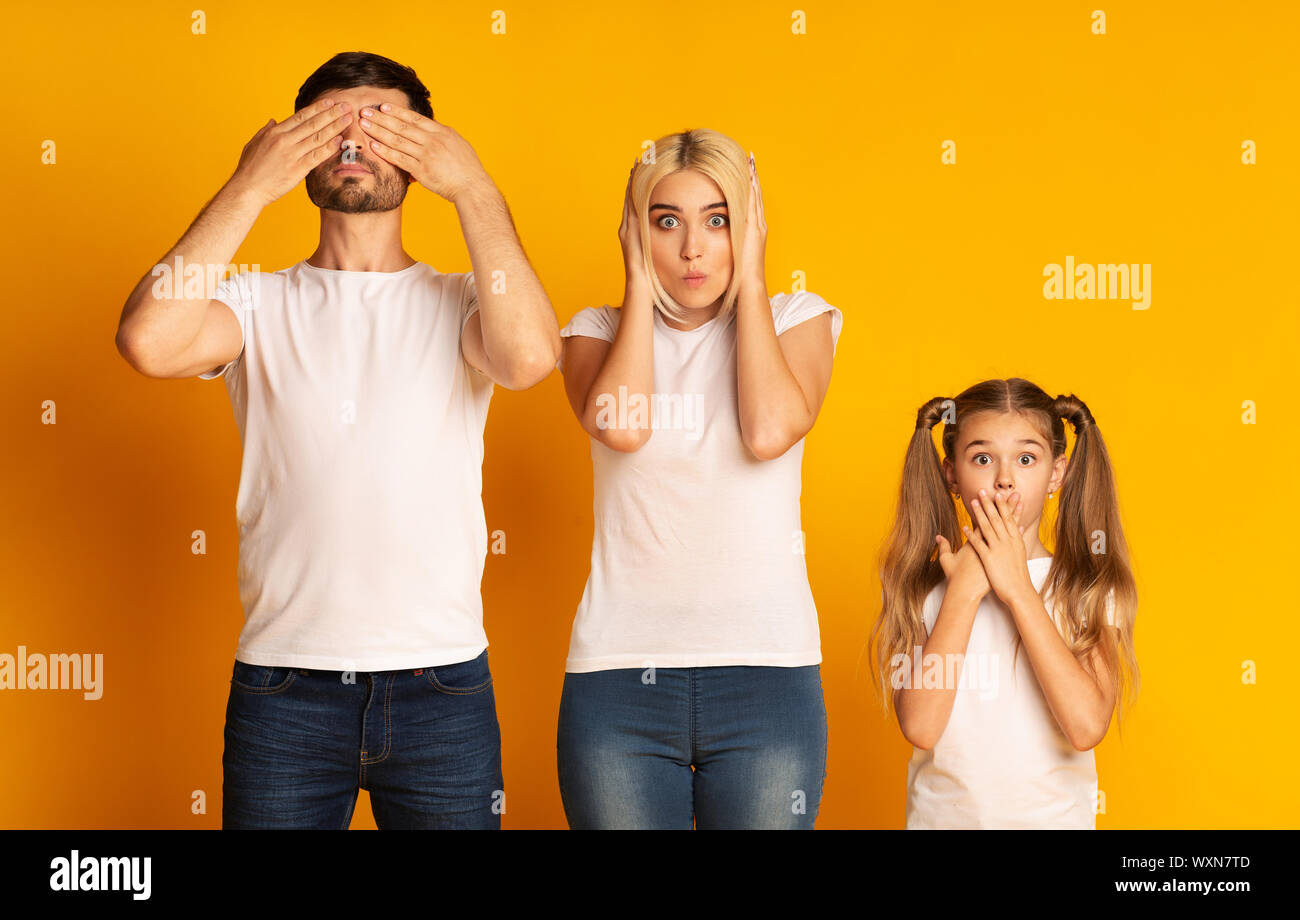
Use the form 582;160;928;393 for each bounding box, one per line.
199;260;494;671
905;555;1117;829
557;291;843;673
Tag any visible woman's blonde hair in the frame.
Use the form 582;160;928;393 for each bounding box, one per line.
631;129;751;325
867;378;1140;733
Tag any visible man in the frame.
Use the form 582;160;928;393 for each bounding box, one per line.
115;51;560;829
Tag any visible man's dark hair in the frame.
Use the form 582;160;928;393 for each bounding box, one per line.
294;51;433;119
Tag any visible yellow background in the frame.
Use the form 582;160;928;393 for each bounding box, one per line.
3;0;1297;828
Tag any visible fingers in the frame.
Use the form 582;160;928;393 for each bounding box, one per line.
988;491;1013;539
359;113;418;156
359;105;430;151
281;96;337;134
365;135;419;172
299;134;346;172
961;523;989;560
968;493;1003;543
371;101;433;131
298;111;352;160
287;100;351;146
934;534;952;574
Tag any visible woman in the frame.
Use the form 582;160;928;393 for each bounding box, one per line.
556;128;843;829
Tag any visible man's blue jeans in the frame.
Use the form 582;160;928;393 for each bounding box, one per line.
222;649;504;829
556;664;828;829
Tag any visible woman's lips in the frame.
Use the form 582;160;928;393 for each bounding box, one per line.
683;274;708;288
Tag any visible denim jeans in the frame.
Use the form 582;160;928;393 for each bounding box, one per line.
556;664;828;829
222;649;504;829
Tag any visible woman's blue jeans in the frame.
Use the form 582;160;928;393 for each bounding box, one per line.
556;664;828;829
222;649;504;829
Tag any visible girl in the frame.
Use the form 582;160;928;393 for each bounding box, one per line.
869;378;1139;828
555;129;843;829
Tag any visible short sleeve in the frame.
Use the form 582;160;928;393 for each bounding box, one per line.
921;584;943;633
557;305;621;372
772;290;843;356
459;271;480;333
197;272;252;379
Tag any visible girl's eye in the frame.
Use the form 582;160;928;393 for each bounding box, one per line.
657;215;679;229
974;453;1036;465
707;214;728;228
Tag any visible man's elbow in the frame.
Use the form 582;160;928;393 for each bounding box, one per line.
115;328;165;378
494;339;562;390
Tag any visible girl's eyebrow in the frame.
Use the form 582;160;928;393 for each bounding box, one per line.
966;439;1045;451
648;201;729;213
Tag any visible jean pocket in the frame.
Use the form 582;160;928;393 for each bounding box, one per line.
425;650;493;695
230;660;298;694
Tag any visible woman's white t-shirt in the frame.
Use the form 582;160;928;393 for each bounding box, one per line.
905;555;1117;829
558;291;843;673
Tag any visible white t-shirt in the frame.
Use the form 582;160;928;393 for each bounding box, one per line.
904;555;1117;829
557;291;844;672
199;260;494;671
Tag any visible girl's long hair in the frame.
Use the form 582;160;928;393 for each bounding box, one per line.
867;378;1139;732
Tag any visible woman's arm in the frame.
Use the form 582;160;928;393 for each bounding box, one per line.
559;163;656;452
735;291;834;460
561;286;655;452
733;154;834;460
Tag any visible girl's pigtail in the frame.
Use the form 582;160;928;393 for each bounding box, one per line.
1047;393;1141;729
868;397;962;714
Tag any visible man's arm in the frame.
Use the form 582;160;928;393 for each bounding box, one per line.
115;182;262;378
455;180;561;390
354;104;560;390
116;97;352;378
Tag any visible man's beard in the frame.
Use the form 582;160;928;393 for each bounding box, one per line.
305;156;409;213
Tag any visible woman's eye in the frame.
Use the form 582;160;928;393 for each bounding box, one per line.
707;214;728;228
658;216;679;229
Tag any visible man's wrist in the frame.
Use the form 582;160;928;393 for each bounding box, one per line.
451;175;502;211
220;178;269;213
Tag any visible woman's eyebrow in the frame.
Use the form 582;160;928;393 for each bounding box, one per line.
648;201;729;213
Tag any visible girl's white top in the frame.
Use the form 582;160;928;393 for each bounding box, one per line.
906;555;1116;829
